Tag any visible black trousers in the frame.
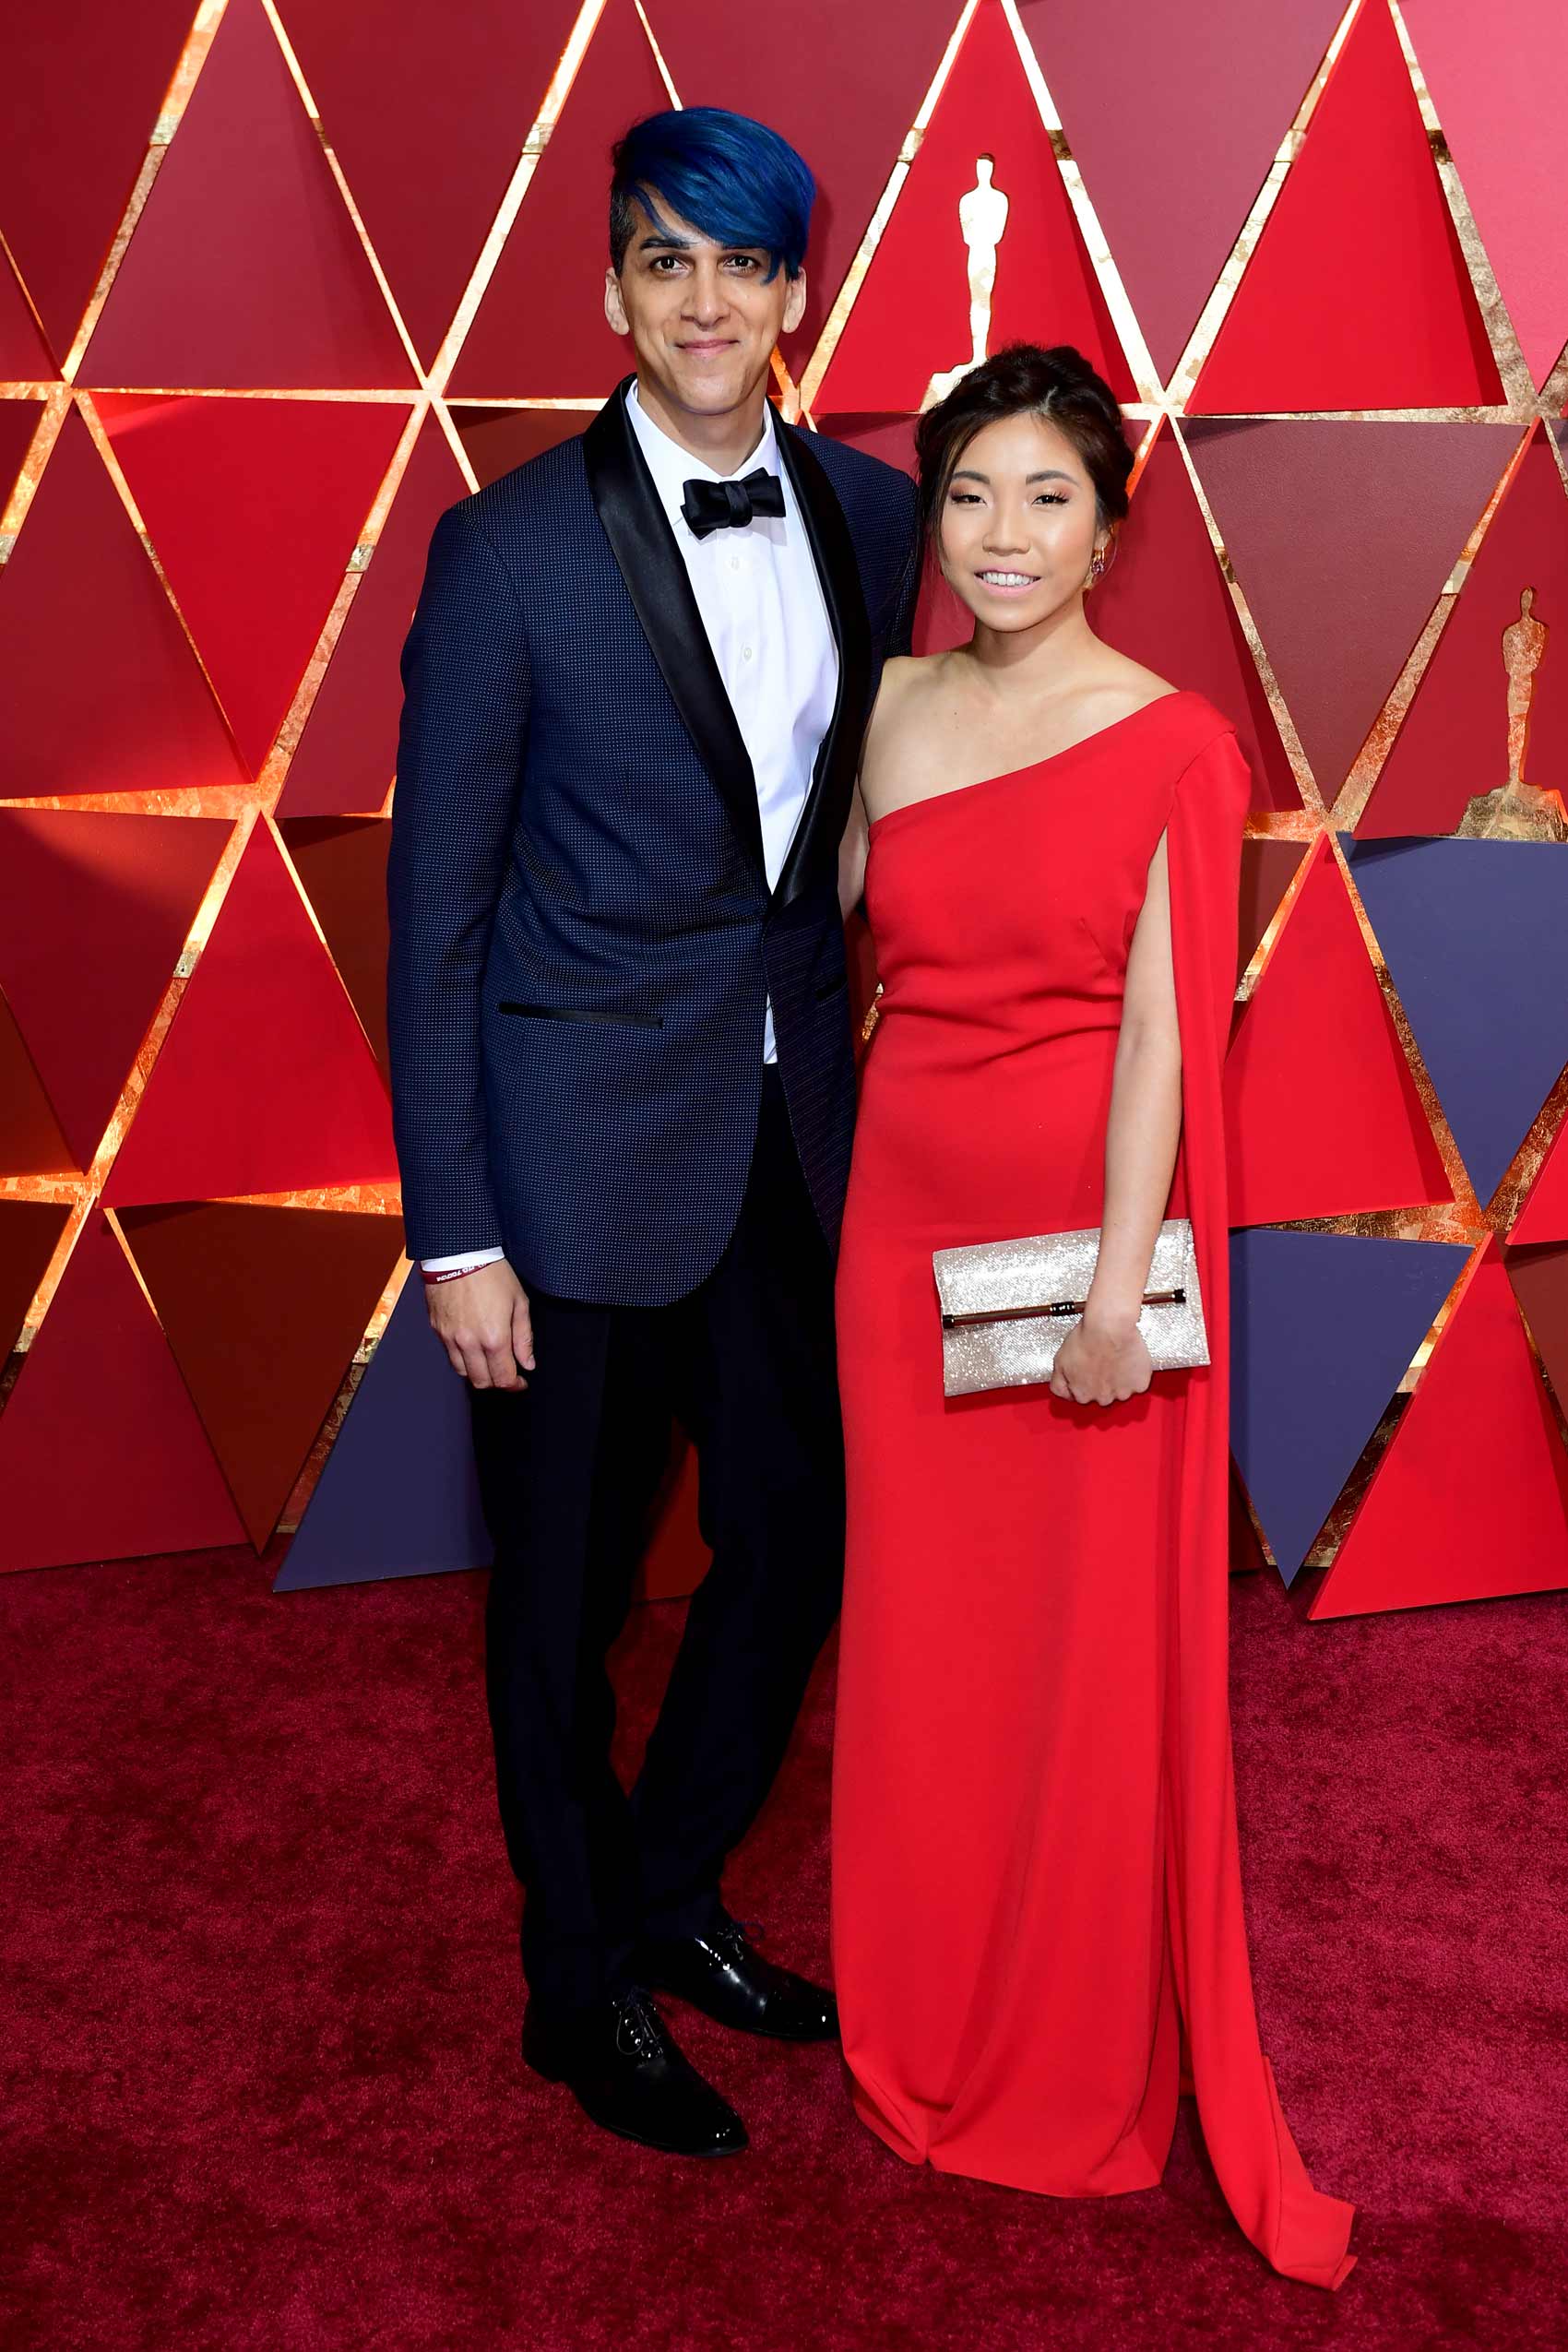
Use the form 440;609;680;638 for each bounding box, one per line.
469;1069;846;2020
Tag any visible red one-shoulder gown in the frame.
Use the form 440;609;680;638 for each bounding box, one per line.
831;691;1355;2290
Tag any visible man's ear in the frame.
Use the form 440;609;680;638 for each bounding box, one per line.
782;268;808;336
604;267;629;336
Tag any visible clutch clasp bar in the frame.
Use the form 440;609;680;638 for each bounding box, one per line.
941;1286;1187;1332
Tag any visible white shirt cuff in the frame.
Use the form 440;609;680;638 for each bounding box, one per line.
420;1247;505;1274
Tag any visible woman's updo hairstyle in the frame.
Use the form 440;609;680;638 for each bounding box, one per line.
913;341;1133;549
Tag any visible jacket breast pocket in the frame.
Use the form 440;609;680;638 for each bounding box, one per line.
496;1001;665;1030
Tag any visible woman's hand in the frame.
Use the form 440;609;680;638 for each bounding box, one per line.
1049;1308;1153;1408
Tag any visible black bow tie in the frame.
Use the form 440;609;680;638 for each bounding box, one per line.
681;468;787;540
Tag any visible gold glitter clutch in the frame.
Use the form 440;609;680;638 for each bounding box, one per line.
932;1217;1207;1397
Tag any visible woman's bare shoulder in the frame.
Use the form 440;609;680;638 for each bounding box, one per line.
860;655;951;808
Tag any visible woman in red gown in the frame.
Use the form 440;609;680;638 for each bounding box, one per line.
831;345;1355;2290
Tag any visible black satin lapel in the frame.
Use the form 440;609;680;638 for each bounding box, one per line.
772;421;873;909
584;380;766;877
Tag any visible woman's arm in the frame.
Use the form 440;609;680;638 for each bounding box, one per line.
1050;830;1182;1407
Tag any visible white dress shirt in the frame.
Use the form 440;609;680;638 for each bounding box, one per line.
422;377;839;1274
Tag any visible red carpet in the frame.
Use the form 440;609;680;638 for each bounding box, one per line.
2;1550;1564;2348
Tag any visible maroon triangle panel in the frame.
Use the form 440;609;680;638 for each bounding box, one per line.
275;417;468;818
0;410;245;799
0;398;43;515
79;0;412;391
1185;420;1521;808
1237;839;1310;984
0;1209;245;1575
653;0;976;376
0;252;54;380
1506;1241;1568;1404
1016;0;1344;384
1090;424;1300;811
447;408;590;491
0;3;195;364
1403;1;1568;386
279;0;583;369
97;393;410;779
0;990;76;1177
1360;430;1568;837
0;810;232;1170
105;822;398;1207
0;1201;70;1361
119;1201;404;1550
278;819;392;1077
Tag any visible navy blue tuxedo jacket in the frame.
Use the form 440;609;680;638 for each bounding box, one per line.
386;376;921;1306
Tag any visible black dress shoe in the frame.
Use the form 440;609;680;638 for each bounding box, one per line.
522;1989;746;2156
639;1918;839;2042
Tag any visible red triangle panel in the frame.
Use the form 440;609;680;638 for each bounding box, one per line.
79;0;412;391
0;992;77;1177
1310;1241;1568;1614
1191;0;1503;411
277;819;392;1076
1224;837;1453;1225
0;1202;71;1361
0;410;244;799
448;0;669;399
105;822;398;1207
119;1202;404;1549
279;0;583;369
1510;1113;1568;1247
0;1210;244;1574
813;0;1134;413
0;811;231;1170
97;393;409;778
275;418;467;818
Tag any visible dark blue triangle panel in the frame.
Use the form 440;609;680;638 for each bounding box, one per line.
1343;835;1568;1206
275;1275;491;1590
1229;1229;1469;1583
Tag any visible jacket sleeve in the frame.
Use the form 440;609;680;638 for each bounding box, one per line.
386;498;529;1262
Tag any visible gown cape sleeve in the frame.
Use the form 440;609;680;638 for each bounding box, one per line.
1162;722;1357;2291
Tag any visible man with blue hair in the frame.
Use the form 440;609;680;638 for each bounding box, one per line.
387;107;921;2156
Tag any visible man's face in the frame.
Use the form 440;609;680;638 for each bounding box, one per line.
604;195;807;420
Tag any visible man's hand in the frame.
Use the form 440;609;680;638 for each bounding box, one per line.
426;1259;535;1390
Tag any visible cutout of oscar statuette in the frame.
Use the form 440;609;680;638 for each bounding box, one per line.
1457;587;1568;841
921;156;1010;412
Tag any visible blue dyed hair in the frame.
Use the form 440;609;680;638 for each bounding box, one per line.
609;108;814;282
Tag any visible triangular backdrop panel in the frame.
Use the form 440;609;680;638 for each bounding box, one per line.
0;399;44;513
1345;834;1568;1208
1229;1229;1467;1582
1017;0;1344;383
1510;1112;1568;1246
0;992;77;1178
275;418;468;818
654;0;975;376
97;393;409;779
0;410;244;799
1190;0;1502;411
0;253;54;380
0;1210;245;1575
448;407;590;489
79;0;412;391
0;1202;70;1361
105;822;398;1207
447;0;670;399
1359;430;1568;837
119;1202;404;1550
811;0;1134;413
278;0;583;370
275;1271;491;1589
1237;840;1310;982
1224;837;1452;1224
0;3;194;364
1184;420;1519;808
1309;1241;1568;1615
1402;1;1568;386
1506;1241;1568;1408
1091;423;1300;811
0;810;231;1170
278;819;392;1078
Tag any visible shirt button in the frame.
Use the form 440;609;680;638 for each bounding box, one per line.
730;554;741;571
742;646;754;661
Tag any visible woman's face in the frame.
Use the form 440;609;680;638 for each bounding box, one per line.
935;410;1107;634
